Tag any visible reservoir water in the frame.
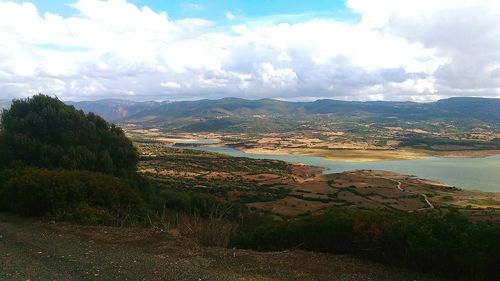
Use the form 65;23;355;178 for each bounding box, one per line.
195;146;500;192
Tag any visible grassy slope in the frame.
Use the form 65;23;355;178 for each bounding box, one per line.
0;213;442;281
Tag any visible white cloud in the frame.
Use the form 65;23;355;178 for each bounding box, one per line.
0;0;499;101
225;11;236;21
348;0;500;98
160;81;181;89
258;62;297;90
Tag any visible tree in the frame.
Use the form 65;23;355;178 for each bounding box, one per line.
0;94;138;176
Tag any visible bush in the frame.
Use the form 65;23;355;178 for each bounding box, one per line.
69;203;115;225
148;187;244;220
232;209;500;280
0;168;147;225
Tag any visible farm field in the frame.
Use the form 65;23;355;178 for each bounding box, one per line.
137;144;500;219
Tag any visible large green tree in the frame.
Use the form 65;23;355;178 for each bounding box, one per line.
0;94;138;176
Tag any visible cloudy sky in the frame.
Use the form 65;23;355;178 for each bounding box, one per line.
1;0;500;101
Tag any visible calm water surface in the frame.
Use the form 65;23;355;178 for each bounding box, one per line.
195;146;500;192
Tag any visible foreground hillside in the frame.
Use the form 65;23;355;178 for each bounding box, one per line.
0;214;441;281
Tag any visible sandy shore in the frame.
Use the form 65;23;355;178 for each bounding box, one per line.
239;147;428;162
238;147;500;162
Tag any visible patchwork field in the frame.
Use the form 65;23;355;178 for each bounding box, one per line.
126;129;500;163
137;144;500;219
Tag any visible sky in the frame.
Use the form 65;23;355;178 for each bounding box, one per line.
0;0;500;102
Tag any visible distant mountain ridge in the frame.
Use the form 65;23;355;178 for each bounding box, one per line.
66;97;500;133
66;99;169;122
2;96;499;133
69;97;500;124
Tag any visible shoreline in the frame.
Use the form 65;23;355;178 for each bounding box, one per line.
236;147;500;163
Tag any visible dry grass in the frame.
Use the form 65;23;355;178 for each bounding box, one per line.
248;197;336;217
156;206;237;248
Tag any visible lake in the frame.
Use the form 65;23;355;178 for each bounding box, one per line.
195;146;500;192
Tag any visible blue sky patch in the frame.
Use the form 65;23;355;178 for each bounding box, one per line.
11;0;360;23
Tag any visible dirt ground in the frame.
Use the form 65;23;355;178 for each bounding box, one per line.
0;214;444;281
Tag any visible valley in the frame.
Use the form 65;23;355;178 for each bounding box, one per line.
125;126;500;191
3;1;500;279
2;95;499;281
125;128;500;161
72;97;499;149
137;144;500;219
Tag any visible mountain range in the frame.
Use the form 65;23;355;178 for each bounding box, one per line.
66;97;500;133
3;97;499;133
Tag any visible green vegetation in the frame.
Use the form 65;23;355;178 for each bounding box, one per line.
0;95;145;224
468;198;500;206
139;145;291;203
0;94;138;176
0;95;248;226
0;168;146;225
232;209;500;281
140;146;290;174
401;137;500;150
147;188;245;220
73;97;500;136
180;116;301;133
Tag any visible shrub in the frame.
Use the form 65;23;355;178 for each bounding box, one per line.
232;209;500;280
148;187;244;220
0;167;147;225
69;203;115;225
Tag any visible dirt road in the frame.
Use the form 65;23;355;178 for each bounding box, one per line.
392;179;434;210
